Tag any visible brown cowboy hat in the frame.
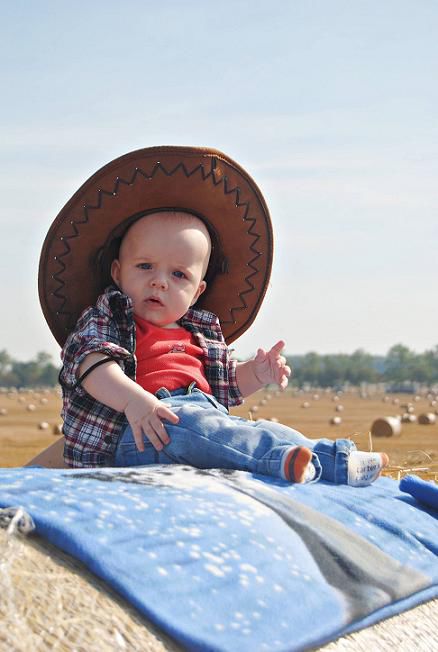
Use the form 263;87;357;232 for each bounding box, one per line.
39;146;273;346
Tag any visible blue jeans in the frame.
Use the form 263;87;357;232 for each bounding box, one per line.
113;388;356;483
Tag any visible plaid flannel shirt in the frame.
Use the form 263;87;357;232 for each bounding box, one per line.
60;286;243;468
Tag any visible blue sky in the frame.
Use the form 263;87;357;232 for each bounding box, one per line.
1;0;437;362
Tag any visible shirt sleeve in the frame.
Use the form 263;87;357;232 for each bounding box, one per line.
227;356;244;407
59;306;133;395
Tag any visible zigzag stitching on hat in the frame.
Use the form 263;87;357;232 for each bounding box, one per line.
50;254;68;317
51;159;264;330
224;250;262;324
50;160;218;324
216;186;264;325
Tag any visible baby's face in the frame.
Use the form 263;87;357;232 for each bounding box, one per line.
111;212;210;328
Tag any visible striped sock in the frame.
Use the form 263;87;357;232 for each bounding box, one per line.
282;446;313;483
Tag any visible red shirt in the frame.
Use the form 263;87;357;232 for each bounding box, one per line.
134;314;212;395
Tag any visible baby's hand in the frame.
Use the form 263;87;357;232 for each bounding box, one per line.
124;393;179;452
253;340;291;390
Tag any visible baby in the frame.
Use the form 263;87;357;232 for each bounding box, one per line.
60;210;388;486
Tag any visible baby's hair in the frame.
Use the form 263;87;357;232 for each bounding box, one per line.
95;208;226;293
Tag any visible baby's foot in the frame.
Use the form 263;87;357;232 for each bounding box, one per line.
283;446;313;483
347;451;389;487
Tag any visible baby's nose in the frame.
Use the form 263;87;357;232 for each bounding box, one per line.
151;275;168;290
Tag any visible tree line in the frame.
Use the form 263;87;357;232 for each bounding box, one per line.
0;344;437;389
0;350;59;388
287;344;438;388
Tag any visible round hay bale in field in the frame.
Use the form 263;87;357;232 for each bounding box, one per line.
53;423;63;435
38;422;49;431
371;417;402;437
0;408;7;416
418;413;436;425
401;413;417;423
268;416;279;423
312;394;320;401
392;398;399;406
335;404;344;412
39;397;48;405
249;405;259;414
414;395;421;402
330;416;342;425
382;396;390;403
26;404;36;412
332;395;340;402
301;401;310;409
259;399;267;406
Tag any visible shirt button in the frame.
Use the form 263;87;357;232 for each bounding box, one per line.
103;435;112;444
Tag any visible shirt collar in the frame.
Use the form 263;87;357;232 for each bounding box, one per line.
96;285;133;318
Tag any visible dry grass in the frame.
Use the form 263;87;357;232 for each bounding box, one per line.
1;386;437;650
1;387;437;478
0;528;178;652
233;387;438;481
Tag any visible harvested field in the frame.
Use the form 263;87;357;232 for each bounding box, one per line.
0;388;437;473
1;386;437;651
232;388;438;477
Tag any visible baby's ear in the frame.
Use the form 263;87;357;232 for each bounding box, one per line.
191;280;207;306
110;259;121;286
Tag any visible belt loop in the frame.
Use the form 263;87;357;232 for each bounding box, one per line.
156;387;172;399
186;381;197;394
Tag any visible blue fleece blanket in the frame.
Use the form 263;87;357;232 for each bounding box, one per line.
400;474;438;511
0;466;437;651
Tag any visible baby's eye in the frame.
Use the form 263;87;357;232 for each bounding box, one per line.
137;263;152;270
173;270;186;279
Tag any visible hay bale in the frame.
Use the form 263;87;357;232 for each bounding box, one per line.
312;394;320;401
38;422;49;431
2;529;436;652
26;404;36;412
335;404;344;412
53;424;63;435
401;413;417;423
330;416;342;425
418;413;436;425
0;408;7;416
371;417;402;437
0;529;177;651
39;397;48;405
268;417;279;423
301;401;310;409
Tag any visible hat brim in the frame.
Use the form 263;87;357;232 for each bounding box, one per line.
39;146;273;346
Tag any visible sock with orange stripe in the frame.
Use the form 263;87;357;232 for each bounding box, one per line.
282;446;313;483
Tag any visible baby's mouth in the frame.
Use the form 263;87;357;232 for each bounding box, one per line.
145;296;164;307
